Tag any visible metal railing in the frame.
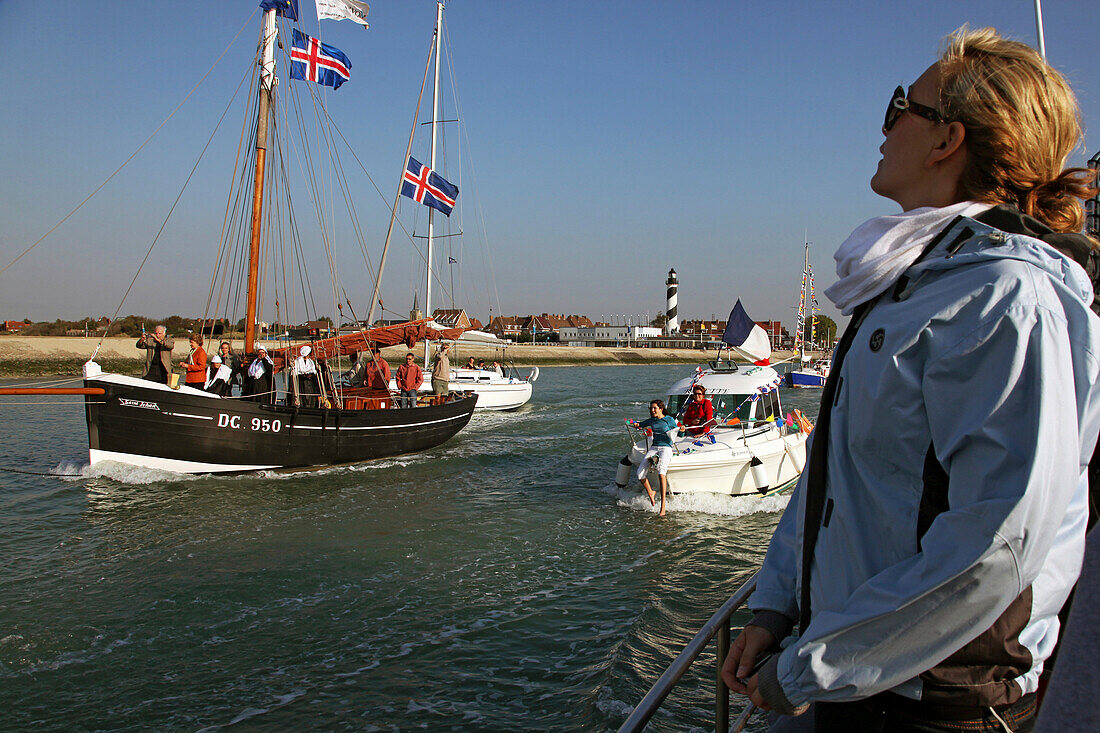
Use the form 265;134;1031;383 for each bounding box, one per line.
618;572;759;733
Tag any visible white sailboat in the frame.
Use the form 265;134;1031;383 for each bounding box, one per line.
415;1;537;411
786;241;829;388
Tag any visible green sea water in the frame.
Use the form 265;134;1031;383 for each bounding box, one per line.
0;365;822;731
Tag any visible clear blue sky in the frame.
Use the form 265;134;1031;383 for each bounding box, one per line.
2;1;1098;331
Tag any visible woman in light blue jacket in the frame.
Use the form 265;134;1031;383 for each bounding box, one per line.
722;27;1100;732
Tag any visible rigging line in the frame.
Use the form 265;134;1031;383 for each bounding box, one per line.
282;67;340;311
363;32;437;330
325;116;427;281
293;47;342;329
202;58;260;329
310;100;377;292
204;47;260;329
0;10;258;278
214;100;259;332
94;63;257;356
320;110;405;260
444;27;504;321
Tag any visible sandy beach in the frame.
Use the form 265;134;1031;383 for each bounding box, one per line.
0;334;800;377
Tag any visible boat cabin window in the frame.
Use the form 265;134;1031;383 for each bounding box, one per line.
751;390;782;423
668;393;753;423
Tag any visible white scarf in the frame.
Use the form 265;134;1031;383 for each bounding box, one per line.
293;356;317;375
249;356;272;378
205;363;232;389
824;201;992;316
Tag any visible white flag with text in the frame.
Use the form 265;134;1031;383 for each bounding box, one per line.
316;0;370;28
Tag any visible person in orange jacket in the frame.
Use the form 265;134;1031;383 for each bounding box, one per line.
179;333;207;390
395;352;424;408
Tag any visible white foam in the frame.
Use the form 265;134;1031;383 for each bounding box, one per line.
606;482;789;517
77;460;199;485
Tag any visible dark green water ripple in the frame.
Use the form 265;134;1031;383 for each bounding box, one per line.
0;366;821;731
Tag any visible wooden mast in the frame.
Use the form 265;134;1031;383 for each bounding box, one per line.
245;8;278;355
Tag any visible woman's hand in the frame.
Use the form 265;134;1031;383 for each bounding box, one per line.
720;624;777;698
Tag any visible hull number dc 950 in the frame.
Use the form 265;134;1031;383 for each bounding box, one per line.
218;414;282;432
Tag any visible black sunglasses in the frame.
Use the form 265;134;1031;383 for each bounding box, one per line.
883;85;946;133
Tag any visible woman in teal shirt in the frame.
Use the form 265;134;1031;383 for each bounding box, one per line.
629;400;678;516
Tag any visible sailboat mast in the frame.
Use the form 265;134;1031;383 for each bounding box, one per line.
798;240;809;361
244;9;277;354
424;0;444;365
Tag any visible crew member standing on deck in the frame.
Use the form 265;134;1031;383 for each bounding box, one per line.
244;346;275;403
721;27;1100;732
432;342;451;399
292;345;319;408
136;325;174;384
217;341;243;394
179;334;207;390
396;352;423;408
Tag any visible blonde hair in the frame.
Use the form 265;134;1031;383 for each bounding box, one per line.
937;26;1097;233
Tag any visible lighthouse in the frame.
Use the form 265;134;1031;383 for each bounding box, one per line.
665;268;679;335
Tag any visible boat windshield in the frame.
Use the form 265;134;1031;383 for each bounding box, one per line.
667;393;755;423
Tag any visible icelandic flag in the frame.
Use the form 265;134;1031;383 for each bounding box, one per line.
721;299;771;365
290;30;352;90
259;0;299;20
401;157;459;216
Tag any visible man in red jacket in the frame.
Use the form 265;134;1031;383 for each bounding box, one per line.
396;352;424;408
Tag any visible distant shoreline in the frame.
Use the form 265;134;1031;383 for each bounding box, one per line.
0;335;803;378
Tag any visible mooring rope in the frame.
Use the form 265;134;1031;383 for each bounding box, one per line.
0;466;78;477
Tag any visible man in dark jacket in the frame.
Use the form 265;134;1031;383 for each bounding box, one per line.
136;325;174;383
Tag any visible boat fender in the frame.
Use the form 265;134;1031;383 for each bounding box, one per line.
794;409;814;434
615;455;632;488
750;455;770;495
784;442;805;473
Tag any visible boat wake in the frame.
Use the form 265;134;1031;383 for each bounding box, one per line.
604;483;789;517
71;460;200;485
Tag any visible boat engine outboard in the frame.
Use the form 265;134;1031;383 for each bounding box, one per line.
615;455;633;488
750;455;770;495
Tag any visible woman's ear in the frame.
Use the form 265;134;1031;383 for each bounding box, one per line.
927;120;967;166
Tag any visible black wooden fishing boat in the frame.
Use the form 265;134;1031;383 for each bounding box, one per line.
82;364;474;473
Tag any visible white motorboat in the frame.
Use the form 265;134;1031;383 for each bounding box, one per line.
615;358;811;497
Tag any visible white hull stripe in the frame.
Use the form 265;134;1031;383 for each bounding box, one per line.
165;412;215;420
89;449;279;474
290;412;470;431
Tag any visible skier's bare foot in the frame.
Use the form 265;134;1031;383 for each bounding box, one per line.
658;508;667;517
645;488;657;506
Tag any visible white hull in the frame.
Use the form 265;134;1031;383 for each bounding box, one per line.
428;367;538;411
441;379;533;410
630;425;808;496
614;360;812;498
